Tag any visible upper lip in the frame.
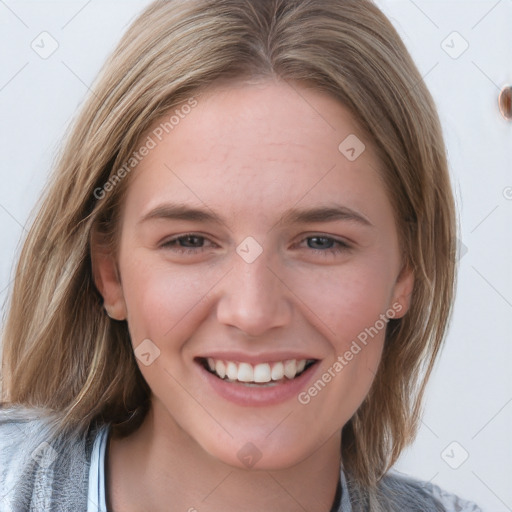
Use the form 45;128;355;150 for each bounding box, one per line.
196;351;319;364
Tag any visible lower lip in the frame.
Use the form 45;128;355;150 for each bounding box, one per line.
196;361;319;407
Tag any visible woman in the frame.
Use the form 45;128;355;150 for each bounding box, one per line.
0;0;483;510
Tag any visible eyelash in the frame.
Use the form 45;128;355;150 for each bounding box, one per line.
160;233;351;257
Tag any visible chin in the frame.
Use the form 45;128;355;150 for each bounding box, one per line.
199;433;317;472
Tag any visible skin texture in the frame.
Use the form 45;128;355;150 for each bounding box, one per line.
93;79;414;512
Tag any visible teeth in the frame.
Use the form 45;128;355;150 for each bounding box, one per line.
284;359;297;379
204;358;313;384
253;363;271;383
215;360;226;379
226;361;238;380
238;363;253;382
271;362;284;380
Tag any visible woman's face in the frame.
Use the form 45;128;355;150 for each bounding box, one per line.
96;79;414;469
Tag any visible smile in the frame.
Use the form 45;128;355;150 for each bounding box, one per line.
199;357;317;385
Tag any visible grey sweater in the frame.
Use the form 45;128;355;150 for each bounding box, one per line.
0;407;483;512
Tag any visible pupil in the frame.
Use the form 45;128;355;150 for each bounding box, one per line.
182;236;201;247
308;237;332;249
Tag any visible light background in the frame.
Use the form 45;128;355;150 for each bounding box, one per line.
0;1;510;510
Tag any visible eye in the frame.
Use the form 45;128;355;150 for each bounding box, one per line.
300;235;352;256
160;233;352;258
160;233;215;254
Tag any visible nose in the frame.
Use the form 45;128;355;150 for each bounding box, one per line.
215;249;292;337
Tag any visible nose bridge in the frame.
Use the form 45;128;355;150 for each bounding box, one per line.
215;245;291;336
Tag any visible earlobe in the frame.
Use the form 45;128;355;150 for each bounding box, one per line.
90;238;127;321
391;264;415;319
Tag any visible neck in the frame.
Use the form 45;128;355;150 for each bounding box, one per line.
106;401;343;512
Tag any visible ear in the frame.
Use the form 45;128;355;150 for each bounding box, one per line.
390;263;415;319
90;234;127;321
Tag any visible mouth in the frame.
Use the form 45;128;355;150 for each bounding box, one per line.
196;357;318;387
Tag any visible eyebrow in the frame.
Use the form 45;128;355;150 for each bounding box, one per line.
138;202;373;228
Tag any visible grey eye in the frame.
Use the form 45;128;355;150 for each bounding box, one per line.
307;237;335;250
178;235;204;247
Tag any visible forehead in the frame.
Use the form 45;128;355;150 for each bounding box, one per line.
122;79;391;227
173;79;371;162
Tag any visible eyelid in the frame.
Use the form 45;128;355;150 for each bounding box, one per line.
293;234;353;254
160;232;217;250
291;229;352;246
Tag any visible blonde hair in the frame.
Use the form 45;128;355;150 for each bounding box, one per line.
1;0;456;509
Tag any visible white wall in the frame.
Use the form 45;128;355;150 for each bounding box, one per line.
374;2;512;510
1;1;510;510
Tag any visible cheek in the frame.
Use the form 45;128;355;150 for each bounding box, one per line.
119;253;217;347
290;258;396;346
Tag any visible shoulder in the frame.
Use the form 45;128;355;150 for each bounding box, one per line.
0;405;101;512
380;469;484;512
0;405;56;475
0;406;59;511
